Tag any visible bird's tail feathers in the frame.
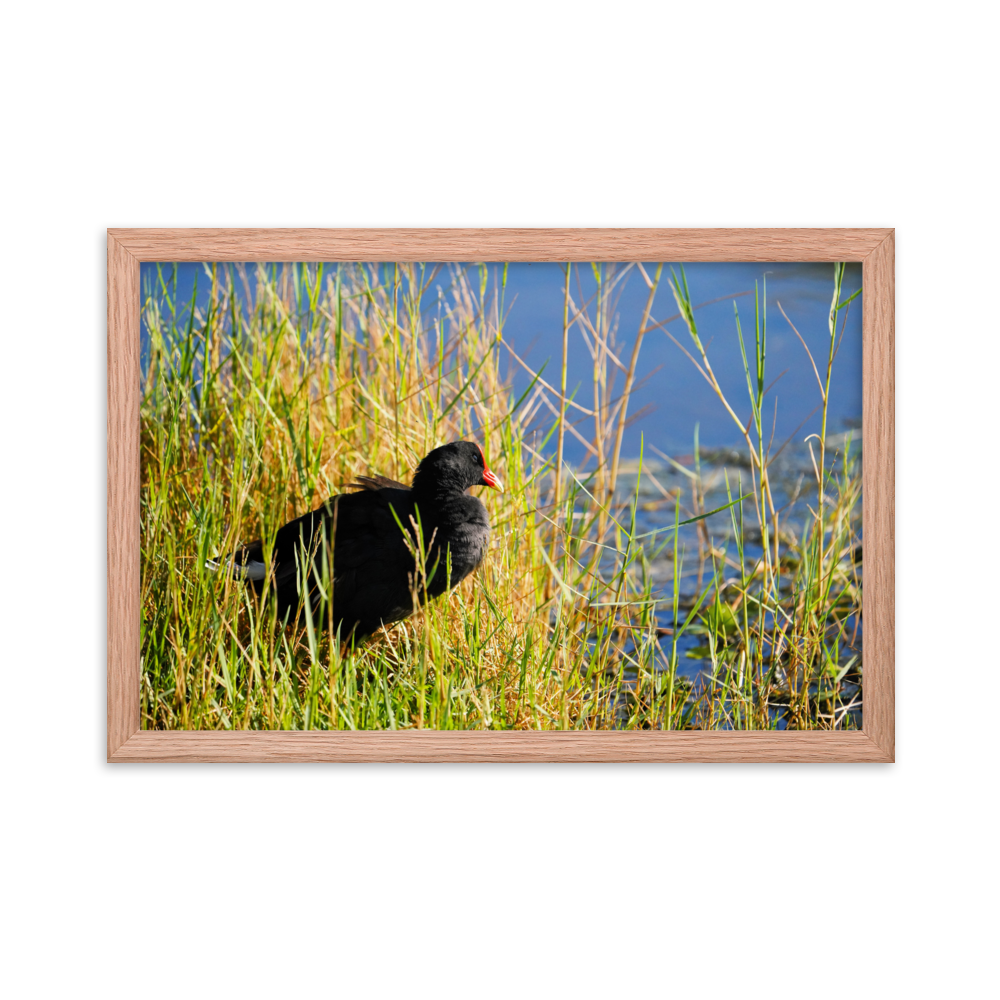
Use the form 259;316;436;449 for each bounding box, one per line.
206;556;268;581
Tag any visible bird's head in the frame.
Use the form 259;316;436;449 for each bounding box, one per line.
412;441;504;497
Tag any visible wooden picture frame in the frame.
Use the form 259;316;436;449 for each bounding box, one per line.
108;228;894;762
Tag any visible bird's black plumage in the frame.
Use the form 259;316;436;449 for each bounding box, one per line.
220;441;503;642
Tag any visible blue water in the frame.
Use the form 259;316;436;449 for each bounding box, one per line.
496;261;861;458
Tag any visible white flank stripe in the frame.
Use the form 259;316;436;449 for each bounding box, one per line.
205;557;267;581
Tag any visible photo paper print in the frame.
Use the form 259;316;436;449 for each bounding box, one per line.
140;260;862;732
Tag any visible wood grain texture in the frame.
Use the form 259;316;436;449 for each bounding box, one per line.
108;228;892;263
108;730;890;763
861;232;895;760
107;235;141;759
107;227;895;763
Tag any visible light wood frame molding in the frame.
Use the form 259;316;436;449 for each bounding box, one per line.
108;228;894;762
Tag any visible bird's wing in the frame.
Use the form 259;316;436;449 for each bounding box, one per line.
347;474;411;492
261;501;338;592
328;489;418;631
234;491;419;634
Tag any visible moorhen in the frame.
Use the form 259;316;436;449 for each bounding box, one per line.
210;441;504;642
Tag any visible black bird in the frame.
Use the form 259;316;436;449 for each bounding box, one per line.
210;441;504;642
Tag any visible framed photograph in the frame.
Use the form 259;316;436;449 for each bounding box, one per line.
108;229;894;762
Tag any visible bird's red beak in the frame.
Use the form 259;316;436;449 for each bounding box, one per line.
481;466;504;493
477;446;504;493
